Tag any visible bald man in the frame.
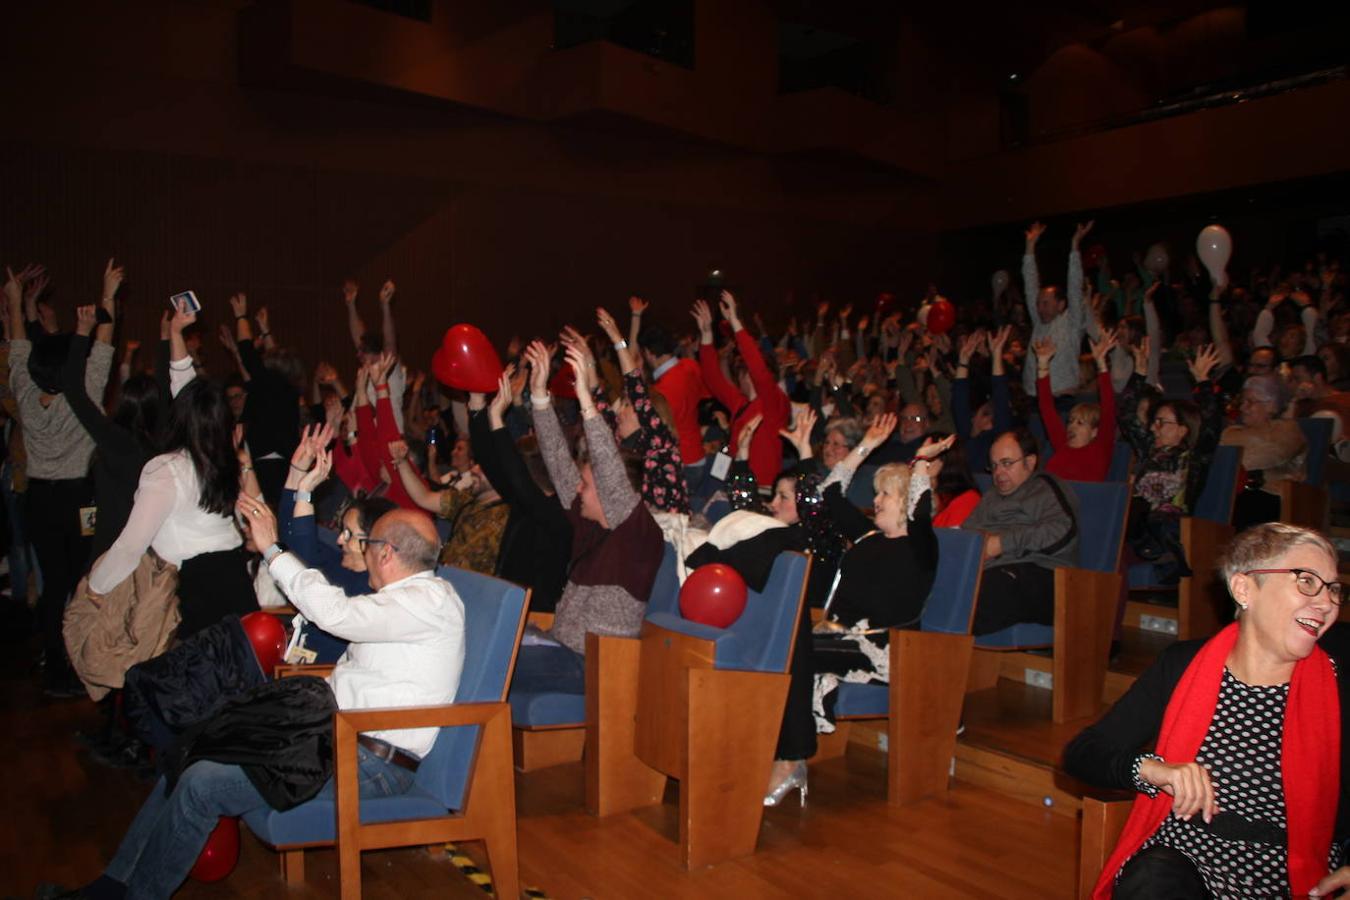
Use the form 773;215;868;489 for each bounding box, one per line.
67;505;464;900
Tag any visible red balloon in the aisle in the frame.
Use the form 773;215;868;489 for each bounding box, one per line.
926;298;956;334
431;324;503;393
548;365;577;399
189;816;240;882
240;611;286;677
679;564;749;629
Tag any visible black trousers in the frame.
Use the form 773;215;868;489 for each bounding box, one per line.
972;562;1056;635
1115;846;1210;899
775;601;817;761
26;477;92;677
176;547;259;638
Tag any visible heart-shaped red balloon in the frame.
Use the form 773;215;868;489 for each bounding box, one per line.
190;816;240;882
432;325;503;393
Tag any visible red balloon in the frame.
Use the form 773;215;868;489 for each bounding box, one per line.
190;816;240;882
240;611;286;677
679;564;748;629
926;298;956;335
547;365;577;399
431;324;503;393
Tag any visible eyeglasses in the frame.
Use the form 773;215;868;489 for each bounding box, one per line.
988;456;1027;472
900;415;926;423
338;526;362;542
1151;417;1179;427
358;537;399;554
1243;568;1344;605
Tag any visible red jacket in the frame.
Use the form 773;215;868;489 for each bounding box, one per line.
698;329;789;486
651;357;709;468
1039;371;1116;482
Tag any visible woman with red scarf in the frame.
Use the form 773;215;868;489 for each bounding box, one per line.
1064;522;1350;899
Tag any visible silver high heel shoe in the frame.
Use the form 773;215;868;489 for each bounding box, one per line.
763;761;808;807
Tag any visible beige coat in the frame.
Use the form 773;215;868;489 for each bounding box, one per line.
63;551;180;701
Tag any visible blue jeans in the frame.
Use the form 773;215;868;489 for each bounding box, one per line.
106;746;416;899
509;643;586;695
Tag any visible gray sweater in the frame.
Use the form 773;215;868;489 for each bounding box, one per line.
962;472;1079;571
8;338;113;481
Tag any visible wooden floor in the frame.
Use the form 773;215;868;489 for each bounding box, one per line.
2;638;1083;900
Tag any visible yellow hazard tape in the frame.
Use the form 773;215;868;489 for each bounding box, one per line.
445;842;553;898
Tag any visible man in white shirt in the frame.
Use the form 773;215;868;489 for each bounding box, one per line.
72;507;463;900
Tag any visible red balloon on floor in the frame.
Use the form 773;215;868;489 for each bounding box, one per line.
431;324;503;393
240;611;286;677
926;298;956;334
679;564;748;629
190;816;240;883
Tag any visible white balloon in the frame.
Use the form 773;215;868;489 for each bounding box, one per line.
1145;242;1169;276
1196;224;1233;289
991;270;1010;297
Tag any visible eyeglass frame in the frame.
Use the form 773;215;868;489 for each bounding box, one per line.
1243;567;1345;605
358;537;399;554
987;455;1029;473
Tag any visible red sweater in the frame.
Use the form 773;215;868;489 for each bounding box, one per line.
698;329;789;486
350;393;420;510
933;489;981;528
651;357;709;468
1039;371;1116;482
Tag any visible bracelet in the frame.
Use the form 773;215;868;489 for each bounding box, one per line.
289;462;311;473
1131;753;1163;797
235;314;248;322
613;339;628;350
296;489;313;504
240;465;254;474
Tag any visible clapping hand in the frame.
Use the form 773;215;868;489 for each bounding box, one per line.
524;340;553;398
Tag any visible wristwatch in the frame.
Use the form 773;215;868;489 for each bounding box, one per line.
614;339;628;350
295;489;313;504
263;542;289;566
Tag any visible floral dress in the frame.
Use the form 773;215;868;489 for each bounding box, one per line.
594;371;689;515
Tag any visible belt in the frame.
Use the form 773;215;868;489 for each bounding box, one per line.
357;735;422;772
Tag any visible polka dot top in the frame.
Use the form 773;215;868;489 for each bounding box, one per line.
1137;668;1340;897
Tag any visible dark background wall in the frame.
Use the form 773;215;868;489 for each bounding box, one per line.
0;0;1345;376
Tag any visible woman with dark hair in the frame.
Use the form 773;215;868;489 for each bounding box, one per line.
929;432;982;527
87;301;257;637
63;305;161;562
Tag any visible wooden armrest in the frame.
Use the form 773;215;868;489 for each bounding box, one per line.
335;700;510;733
275;664;335;679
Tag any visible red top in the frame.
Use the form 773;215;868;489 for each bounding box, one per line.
933;488;981;528
1039;371;1116;482
651;357;710;468
698;329;789;486
351;391;420;510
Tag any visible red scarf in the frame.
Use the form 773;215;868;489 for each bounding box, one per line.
1094;622;1340;898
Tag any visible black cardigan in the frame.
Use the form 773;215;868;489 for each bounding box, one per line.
1063;624;1350;843
469;409;571;612
60;334;154;561
237;338;299;460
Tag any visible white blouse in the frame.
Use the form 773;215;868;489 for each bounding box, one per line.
88;359;242;594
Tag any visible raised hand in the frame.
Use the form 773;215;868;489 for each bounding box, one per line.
1032;336;1057;365
628;295;648;316
690;299;714;340
1144;281;1160;304
988;324;1012;357
342;279;359;305
237;495;278;550
254;306;270;334
719;290;741;328
857;314;870;332
102;258;124;304
75;305;97;337
559;325;595;371
229;293;247;318
563;343;591;398
816;300;830;320
1025;221;1047;248
839;303;853;322
862;412;898;449
777;408;817;457
1132;335;1151;376
2;267;22;306
388;439;410;463
1188;343;1220;383
371;351;397;385
736;413;764;460
596;307;623;342
299;446;333;493
916;433;957;461
170;298;197;333
217;323;237;352
160;309;172;341
379;279;396;305
1089;330;1118;369
1072;220;1095;249
488;366;515;422
524;340;552;397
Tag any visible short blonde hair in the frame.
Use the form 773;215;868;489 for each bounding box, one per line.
1068;402;1101;430
1218;522;1337;587
872;462;911;500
